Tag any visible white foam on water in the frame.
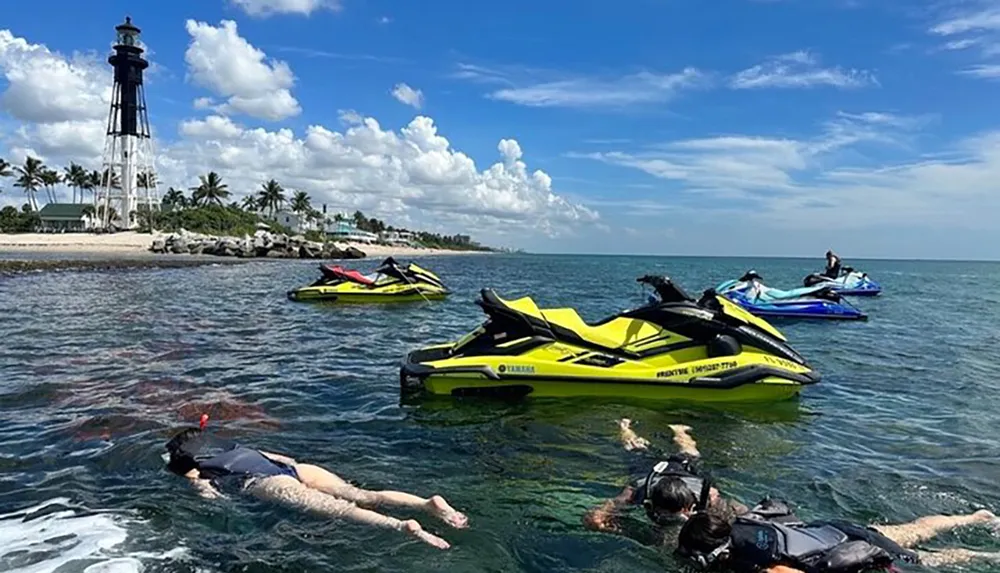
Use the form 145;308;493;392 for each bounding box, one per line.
0;497;189;573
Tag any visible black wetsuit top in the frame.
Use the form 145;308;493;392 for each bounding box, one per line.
178;434;299;491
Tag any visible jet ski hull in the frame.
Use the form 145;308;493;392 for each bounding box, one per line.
287;286;449;303
724;299;867;320
401;351;816;403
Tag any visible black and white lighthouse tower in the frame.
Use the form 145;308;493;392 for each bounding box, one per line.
98;16;159;229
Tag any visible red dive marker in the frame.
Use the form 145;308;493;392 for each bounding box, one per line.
199;413;209;430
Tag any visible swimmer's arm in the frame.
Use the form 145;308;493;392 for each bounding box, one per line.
618;419;650;451
184;469;223;499
667;424;700;458
259;451;298;466
583;486;634;533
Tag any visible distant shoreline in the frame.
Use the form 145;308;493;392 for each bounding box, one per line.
0;232;495;259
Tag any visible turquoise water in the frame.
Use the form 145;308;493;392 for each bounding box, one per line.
2;254;999;572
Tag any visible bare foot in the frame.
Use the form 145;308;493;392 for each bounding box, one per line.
624;436;650;451
428;495;469;528
974;509;997;523
402;519;450;549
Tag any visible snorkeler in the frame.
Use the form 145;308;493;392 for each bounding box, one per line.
164;424;468;549
676;496;1000;572
583;419;745;536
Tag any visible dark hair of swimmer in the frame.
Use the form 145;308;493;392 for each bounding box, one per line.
677;507;736;556
651;477;698;514
165;427;201;476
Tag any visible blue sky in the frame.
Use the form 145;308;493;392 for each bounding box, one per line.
1;0;998;259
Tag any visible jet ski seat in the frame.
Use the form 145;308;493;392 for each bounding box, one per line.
481;290;655;351
539;308;658;350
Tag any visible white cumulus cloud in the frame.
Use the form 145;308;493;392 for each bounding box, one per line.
230;0;342;17
391;83;424;109
183;19;302;121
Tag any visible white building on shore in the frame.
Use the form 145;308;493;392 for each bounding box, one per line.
325;219;378;243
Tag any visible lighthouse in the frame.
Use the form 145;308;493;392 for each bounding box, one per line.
97;16;159;230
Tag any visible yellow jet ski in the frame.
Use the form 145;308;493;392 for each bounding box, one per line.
287;257;449;303
400;275;818;403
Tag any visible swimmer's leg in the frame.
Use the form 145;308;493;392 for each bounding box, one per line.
246;475;450;549
872;510;996;548
668;424;700;458
917;548;1000;567
618;418;650;451
293;464;468;528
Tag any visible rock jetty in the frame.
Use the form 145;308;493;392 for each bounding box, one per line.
150;229;367;260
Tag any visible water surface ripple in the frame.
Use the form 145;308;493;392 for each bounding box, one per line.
2;255;999;572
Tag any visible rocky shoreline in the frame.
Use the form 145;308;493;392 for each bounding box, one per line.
150;229;367;260
0;257;245;276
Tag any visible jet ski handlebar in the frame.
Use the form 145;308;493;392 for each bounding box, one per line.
636;275;695;303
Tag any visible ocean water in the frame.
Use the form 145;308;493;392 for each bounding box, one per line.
2;253;999;572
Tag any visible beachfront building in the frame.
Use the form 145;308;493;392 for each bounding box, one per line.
380;230;417;246
37;204;94;232
274;209;320;235
325;219;379;243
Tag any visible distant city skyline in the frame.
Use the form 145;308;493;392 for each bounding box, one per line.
1;0;998;260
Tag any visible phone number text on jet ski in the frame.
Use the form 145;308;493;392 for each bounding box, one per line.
657;361;738;378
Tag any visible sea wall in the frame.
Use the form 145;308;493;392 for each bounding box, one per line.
150;229;366;259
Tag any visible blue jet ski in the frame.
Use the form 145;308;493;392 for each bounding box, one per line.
802;266;881;296
716;271;867;321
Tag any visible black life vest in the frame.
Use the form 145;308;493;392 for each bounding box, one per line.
643;454;704;502
726;499;920;573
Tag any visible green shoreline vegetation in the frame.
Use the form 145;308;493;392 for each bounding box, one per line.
0;157;496;252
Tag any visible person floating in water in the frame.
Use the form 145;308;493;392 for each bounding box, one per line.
824;250;842;279
676;495;1000;571
583;419;745;537
164;424;468;549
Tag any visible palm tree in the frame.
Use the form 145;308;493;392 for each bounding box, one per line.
257;179;285;218
240;195;258;212
14;157;44;211
290;190;312;215
63;163;87;203
162;187;187;210
40;169;62;204
137;171;157;194
100;168;121;190
0;158;11;196
190;172;229;206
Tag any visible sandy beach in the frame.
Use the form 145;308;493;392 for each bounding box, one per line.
0;232;491;258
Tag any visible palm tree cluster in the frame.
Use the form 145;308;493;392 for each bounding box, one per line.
161;172;324;227
0;155;152;215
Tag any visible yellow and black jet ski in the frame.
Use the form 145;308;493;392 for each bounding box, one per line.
400;275;818;403
287;257;449;303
